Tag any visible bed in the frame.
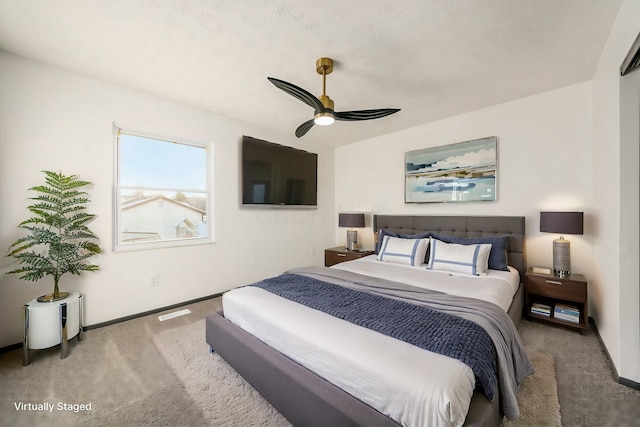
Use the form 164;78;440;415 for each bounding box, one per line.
206;215;531;427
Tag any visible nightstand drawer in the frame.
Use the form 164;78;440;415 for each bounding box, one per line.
526;275;587;302
325;251;359;266
324;247;374;267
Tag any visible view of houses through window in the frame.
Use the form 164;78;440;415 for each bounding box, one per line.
115;127;211;249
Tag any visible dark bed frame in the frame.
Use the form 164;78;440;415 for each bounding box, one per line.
206;215;526;427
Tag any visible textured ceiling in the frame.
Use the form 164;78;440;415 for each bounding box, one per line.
0;0;622;147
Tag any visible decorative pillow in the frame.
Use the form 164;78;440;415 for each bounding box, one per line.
375;229;433;260
431;233;510;271
377;236;430;266
427;239;492;276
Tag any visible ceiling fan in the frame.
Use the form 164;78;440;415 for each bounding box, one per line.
268;57;400;138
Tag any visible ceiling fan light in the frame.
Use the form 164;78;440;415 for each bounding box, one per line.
314;112;335;126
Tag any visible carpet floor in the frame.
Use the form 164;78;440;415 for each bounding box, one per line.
502;349;561;427
517;319;640;426
154;319;560;427
153;319;289;426
1;297;638;426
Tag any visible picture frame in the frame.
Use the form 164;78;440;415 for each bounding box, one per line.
405;136;497;203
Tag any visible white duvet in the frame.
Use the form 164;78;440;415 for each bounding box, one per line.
222;257;520;427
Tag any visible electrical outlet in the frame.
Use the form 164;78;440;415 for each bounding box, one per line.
150;274;160;287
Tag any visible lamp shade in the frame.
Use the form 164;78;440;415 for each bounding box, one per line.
338;213;365;228
540;212;583;235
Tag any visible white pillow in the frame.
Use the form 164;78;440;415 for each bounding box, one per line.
377;236;430;266
427;238;492;276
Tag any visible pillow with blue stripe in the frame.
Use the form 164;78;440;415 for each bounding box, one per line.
427;238;492;276
377;235;430;266
431;233;510;271
375;229;433;256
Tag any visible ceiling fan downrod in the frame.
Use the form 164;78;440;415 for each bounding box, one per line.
314;57;335;124
316;57;334;110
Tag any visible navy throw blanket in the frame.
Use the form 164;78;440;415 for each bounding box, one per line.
252;273;498;400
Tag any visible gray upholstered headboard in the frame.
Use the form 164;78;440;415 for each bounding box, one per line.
373;215;526;282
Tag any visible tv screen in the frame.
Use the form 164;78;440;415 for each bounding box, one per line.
242;136;318;207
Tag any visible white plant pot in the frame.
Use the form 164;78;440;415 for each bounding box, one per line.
23;291;83;365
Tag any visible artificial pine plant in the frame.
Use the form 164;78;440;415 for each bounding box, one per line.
7;171;102;301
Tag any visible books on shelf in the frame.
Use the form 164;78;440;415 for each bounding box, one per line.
554;303;580;323
530;302;581;323
531;302;551;316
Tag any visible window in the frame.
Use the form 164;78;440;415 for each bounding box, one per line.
114;126;212;251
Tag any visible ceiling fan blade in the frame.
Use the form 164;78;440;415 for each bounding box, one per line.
267;77;325;113
334;108;400;121
295;119;315;138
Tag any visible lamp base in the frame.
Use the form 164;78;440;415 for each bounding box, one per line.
553;237;571;277
346;230;358;251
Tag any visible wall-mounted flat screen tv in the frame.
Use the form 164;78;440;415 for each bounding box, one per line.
242;135;318;207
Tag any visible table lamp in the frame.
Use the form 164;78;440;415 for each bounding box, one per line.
338;213;365;251
540;211;583;277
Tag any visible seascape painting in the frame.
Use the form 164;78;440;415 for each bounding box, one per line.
405;136;497;203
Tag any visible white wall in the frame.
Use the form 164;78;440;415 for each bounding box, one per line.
0;52;335;348
592;0;640;384
335;82;594;283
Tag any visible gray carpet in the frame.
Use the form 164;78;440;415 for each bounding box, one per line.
502;349;561;427
0;299;221;427
517;320;640;427
154;319;559;427
1;297;638;426
153;319;289;426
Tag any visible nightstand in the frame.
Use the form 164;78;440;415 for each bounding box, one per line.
324;247;374;267
525;267;588;332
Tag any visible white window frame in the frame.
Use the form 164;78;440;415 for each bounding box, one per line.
113;124;214;252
